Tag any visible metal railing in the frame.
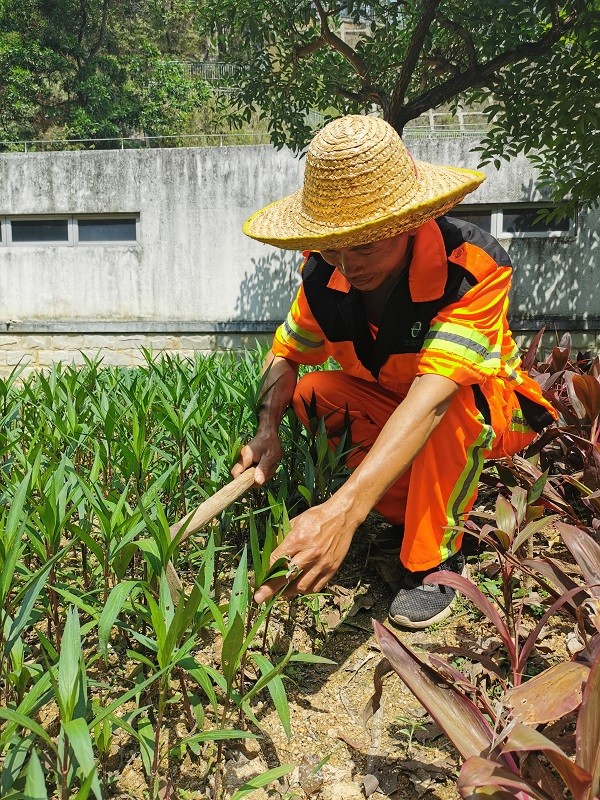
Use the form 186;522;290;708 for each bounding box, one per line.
0;112;489;153
168;60;238;82
0;133;274;152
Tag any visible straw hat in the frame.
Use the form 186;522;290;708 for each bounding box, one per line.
243;114;485;250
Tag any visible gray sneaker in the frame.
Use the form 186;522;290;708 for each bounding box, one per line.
388;551;466;629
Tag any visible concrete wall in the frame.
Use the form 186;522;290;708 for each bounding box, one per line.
411;139;600;327
0;139;598;373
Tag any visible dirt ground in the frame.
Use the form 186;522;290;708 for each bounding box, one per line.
113;514;505;800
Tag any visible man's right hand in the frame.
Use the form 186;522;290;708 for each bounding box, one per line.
231;431;284;486
231;349;299;486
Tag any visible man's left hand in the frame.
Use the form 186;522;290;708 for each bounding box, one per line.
253;499;358;603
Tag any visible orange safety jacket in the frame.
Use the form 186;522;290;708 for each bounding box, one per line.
272;216;556;437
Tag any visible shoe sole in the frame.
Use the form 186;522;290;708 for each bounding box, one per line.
387;564;468;630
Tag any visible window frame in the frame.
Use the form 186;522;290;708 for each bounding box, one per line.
2;215;73;246
0;214;140;246
451;203;576;239
73;214;140;246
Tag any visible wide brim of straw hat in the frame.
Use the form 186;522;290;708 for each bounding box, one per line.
244;162;485;251
243;115;485;251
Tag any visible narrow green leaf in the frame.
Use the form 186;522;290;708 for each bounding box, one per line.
289;653;336;664
221;612;245;689
228;547;249;628
62;718;102;800
24;748;47;800
98;580;139;660
4;555;60;657
252;653;290;739
58;607;83;720
230;764;294;800
180;729;258;746
1;735;33;796
0;709;55;750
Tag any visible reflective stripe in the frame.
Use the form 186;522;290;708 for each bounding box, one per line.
428;321;491;352
425;329;489;358
504;365;523;384
282;317;325;350
511;409;532;434
424;324;502;370
506;343;522;369
275;299;326;354
440;420;495;559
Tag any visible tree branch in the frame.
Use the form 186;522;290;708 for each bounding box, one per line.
88;0;111;62
389;5;584;131
294;35;327;59
311;0;369;79
389;0;442;113
437;14;478;71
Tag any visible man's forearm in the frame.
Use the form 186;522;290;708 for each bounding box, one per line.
333;373;459;526
257;350;299;432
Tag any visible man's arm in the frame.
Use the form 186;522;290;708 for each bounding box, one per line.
231;349;299;485
253;372;459;602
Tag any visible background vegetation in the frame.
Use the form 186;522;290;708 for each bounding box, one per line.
1;0;598;212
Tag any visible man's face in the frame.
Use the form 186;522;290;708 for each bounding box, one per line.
319;232;412;291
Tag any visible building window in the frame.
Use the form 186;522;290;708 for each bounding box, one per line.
449;207;492;233
501;207;571;236
76;217;138;243
450;204;574;239
11;218;70;243
0;214;139;246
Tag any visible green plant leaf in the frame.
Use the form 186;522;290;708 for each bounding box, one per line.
228;547;250;627
221;612;245;690
58;607;84;722
0;709;55;751
3;550;64;657
98;580;139;660
289;653;336;664
229;764;295;800
251;652;291;738
178;729;258;746
24;748;47;800
62;718;102;800
1;735;33;796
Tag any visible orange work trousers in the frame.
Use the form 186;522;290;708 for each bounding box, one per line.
293;371;537;571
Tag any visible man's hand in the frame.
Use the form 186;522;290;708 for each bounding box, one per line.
231;350;299;487
231;431;284;486
253;497;360;603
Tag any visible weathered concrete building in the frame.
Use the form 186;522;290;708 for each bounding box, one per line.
0;137;598;374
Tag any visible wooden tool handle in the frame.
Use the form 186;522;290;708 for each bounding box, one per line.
169;466;256;545
166;467;256;603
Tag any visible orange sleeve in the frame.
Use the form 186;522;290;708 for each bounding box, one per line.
272;283;330;366
415;265;519;386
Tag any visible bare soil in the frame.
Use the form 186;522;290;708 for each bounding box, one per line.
111;515;568;800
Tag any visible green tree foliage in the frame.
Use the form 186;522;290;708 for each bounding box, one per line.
0;0;210;145
200;0;599;208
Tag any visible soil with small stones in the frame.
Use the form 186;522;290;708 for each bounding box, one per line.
112;513;570;800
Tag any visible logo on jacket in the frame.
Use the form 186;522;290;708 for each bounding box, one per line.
411;321;423;338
